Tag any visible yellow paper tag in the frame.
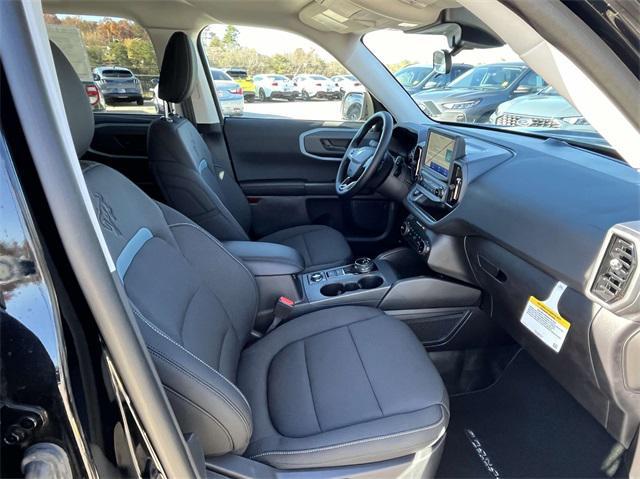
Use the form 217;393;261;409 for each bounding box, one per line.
520;284;571;353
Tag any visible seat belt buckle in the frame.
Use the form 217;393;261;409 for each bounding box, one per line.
266;296;295;333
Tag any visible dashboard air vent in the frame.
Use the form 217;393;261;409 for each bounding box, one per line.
447;163;463;206
592;235;636;303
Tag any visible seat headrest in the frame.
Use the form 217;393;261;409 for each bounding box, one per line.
51;42;94;157
158;32;197;104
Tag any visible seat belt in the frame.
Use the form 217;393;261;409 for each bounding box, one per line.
266;296;295;334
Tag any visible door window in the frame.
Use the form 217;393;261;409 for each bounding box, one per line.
200;24;372;122
44;14;159;115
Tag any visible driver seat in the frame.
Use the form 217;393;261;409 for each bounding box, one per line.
148;33;352;272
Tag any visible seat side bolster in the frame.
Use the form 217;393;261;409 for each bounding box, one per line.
135;307;253;455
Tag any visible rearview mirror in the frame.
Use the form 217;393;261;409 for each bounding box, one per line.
433;50;452;74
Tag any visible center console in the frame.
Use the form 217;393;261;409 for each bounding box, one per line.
300;259;397;308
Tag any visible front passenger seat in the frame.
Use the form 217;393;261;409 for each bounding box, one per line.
52;40;449;478
148;32;352;272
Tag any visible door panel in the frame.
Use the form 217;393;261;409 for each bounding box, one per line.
224;117;353;183
83;112;161;199
223;117;399;251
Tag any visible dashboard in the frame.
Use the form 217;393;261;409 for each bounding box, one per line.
381;121;640;449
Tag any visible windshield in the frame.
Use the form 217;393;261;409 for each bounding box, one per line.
363;30;609;152
448;65;525;90
211;69;232;81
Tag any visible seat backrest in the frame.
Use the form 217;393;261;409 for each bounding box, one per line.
52;41;256;457
148;32;252;241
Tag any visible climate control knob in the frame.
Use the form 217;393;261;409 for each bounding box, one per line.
417;239;429;256
400;222;410;236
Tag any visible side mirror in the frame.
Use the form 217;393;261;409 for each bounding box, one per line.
514;85;533;95
93;73;100;81
341;91;373;121
433;50;452;74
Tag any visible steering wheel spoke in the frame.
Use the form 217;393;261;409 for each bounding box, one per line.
335;111;393;198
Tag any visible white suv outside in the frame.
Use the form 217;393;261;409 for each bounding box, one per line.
252;74;298;101
294;74;341;100
331;75;365;97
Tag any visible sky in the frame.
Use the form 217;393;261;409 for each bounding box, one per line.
205;24;521;67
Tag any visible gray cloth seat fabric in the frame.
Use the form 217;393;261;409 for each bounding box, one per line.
260;225;352;272
148;32;352;272
52;39;449;474
238;306;449;469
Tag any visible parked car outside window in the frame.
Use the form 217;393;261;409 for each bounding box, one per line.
411;63;547;123
93;66;144;106
224;68;256;102
209;68;244;116
253;74;298;101
393;64;433;94
331;75;365;97
490;86;592;130
294;74;341;101
420;64;474;91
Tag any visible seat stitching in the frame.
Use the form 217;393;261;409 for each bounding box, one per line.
216;328;228;372
347;325;384;417
249;405;447;459
162;377;235;450
131;305;252;412
302;339;322;433
148;347;251;438
178;285;200;347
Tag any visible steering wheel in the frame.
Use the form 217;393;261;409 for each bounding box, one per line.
336;111;393;197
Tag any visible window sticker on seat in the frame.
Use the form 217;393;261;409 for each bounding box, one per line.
520;282;570;353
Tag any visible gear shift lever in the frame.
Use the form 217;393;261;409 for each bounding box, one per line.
354;257;374;274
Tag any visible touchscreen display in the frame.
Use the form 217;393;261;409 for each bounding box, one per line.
426;131;455;178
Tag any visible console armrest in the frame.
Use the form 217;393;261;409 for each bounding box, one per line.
224;241;304;276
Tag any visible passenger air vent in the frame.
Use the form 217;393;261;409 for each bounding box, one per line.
447;163;463;206
592;235;636;304
412;145;423;179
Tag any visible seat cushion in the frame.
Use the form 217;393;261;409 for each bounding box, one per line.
237;306;449;469
259;225;351;272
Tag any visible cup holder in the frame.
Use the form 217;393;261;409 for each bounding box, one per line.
320;283;345;297
358;275;384;290
344;282;360;292
320;275;384;297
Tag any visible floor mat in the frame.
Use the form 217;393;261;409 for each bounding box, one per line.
437;351;616;478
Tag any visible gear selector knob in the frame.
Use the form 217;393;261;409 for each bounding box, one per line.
354;257;374;274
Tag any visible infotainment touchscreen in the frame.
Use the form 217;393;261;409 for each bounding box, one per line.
425;131;457;178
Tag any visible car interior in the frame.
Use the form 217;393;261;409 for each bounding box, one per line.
2;0;639;478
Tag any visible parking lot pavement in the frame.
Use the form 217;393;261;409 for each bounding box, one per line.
105;99;157;114
105;98;344;122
